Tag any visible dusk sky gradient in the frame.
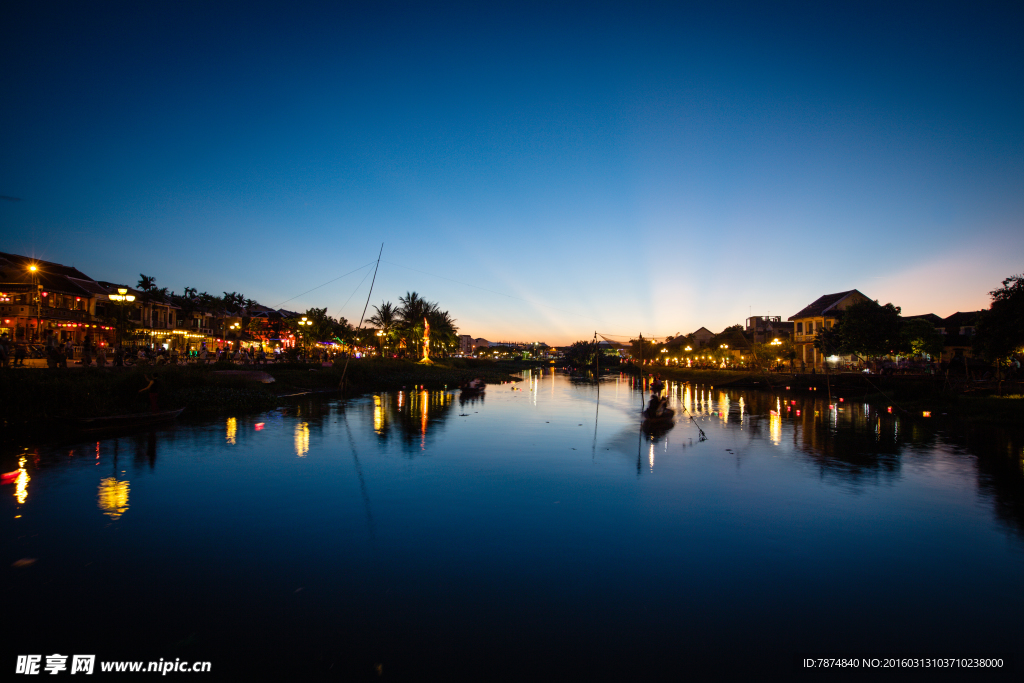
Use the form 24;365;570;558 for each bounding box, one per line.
2;1;1021;345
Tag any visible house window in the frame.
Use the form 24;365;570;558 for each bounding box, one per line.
796;322;803;334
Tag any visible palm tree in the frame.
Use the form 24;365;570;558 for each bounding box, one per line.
367;301;398;356
397;292;430;358
137;274;156;292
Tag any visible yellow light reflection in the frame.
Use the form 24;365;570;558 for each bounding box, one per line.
98;477;129;519
770;411;781;445
649;443;655;471
15;456;29;505
226;417;237;445
294;422;310;457
421;390;429;437
373;395;384;434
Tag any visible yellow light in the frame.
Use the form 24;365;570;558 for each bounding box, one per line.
294;422;309;457
15;457;29;505
98;477;130;520
226;417;237;445
29;265;37;272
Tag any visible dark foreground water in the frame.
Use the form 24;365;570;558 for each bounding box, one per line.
4;369;1023;679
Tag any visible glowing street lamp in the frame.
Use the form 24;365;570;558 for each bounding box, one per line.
298;316;313;357
108;287;136;347
27;264;42;342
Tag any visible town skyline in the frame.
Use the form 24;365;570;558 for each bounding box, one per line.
0;247;1002;350
2;2;1021;346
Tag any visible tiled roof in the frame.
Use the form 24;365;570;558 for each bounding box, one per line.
0;251;106;297
788;290;866;320
941;311;982;328
904;313;944;325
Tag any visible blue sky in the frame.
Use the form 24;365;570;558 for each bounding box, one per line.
2;1;1021;344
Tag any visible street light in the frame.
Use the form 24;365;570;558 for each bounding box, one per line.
27;264;41;342
298;316;313;358
108;287;136;347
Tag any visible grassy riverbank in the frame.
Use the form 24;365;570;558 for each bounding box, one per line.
0;358;524;428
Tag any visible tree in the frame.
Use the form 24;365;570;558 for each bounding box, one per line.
137;274;156;292
813;325;843;358
899;318;944;358
835;300;901;358
974;274;1024;361
564;340;600;366
367;301;398;355
628;337;660;363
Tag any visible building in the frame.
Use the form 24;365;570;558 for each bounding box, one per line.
690;327;714;349
0;252;115;346
788;289;871;368
937;311;983;362
745;315;794;344
96;282;188;349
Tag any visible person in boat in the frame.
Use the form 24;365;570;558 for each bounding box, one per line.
462;378;485;391
651;374;664;395
138;373;162;413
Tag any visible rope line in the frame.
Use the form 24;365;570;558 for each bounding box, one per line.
270;261;375;309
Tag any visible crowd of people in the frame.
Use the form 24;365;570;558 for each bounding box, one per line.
0;333;351;369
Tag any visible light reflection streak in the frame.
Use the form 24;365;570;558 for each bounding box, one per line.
98;477;129;519
649;442;655;472
421;390;429;448
294;422;310;457
15;456;29;505
226;417;237;445
373;395;384;434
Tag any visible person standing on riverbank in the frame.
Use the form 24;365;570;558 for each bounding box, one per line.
82;335;93;366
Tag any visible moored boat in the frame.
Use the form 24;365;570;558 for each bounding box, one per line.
72;407;185;432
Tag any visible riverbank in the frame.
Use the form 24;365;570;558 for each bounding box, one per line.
623;365;1024;427
0;358;525;429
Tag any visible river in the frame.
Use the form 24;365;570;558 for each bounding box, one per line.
4;368;1022;678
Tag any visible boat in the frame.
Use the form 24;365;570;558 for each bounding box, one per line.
460;380;486;394
642;407;675;432
72;408;185;432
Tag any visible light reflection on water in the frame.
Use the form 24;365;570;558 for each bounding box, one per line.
2;368;1023;678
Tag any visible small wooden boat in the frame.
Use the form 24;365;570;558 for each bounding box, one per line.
460;381;486;394
72;407;185;432
642;408;675;431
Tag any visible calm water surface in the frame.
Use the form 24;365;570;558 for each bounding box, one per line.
5;369;1023;678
